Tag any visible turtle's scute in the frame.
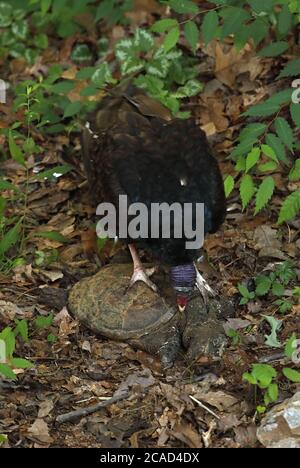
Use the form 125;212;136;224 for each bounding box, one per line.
68;264;176;341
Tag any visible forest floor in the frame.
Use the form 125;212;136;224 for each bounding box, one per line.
1;0;300;449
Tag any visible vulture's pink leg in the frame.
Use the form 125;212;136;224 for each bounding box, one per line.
128;244;158;293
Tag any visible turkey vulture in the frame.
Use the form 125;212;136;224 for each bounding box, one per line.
81;82;226;312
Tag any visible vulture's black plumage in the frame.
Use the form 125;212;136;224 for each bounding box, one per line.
82;82;226;310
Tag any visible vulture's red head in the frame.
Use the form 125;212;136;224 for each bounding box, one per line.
170;264;196;313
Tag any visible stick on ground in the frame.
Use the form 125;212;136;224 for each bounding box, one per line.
56;391;129;424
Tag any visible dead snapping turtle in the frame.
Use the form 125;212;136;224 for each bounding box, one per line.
68;264;232;368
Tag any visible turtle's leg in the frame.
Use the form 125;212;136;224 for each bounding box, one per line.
194;263;216;303
128;244;158;293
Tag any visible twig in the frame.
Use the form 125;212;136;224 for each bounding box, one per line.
56;391;129;424
189;395;220;420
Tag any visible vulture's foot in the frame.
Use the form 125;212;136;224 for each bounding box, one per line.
128;266;158;293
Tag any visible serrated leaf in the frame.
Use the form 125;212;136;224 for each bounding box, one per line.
278;5;293;36
246;147;261;172
289;159;300;181
255;276;272;296
261;144;278;162
266;133;289;165
243;102;280;118
221;7;250;39
231;139;255;158
258;161;278;172
258;41;288;57
254;176;275;215
224;175;235;198
272;282;285;296
278;59;300;79
184;21;199;52
240;174;255;210
163;27;180;52
274;117;294;152
239;123;267;142
290;103;300;128
283;367;300;383
202;10;219;46
278;190;300;224
134;29;154;52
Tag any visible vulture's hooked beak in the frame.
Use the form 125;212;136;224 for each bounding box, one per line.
176;295;189;313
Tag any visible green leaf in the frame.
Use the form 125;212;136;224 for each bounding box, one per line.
134;29;154;52
184;21;199;52
278;190;300;224
239;123;267;142
41;0;52;15
76;67;96;79
246;147;261;172
272;282;285;297
151;19;178;33
243;102;280;118
224;175;235;198
258;161;278;172
0;434;8;445
0;2;13;27
0;179;19;192
290;103;300;128
240;174;255;210
258;41;289;57
35;314;54;329
248;0;274;13
8;131;25;167
289;159;300;181
163;27;180;52
201;10;219;46
0;220;22;257
0;363;17;380
266;133;289;165
261;144;278;162
268;383;278;402
278;5;293;36
221;7;250;39
243;372;257;385
278;59;300;79
283;367;300;383
63;101;82;119
274;118;294;152
255;276;272;296
51;80;75;94
284;334;297;359
14;319;29;342
252;363;277;388
168;0;199;14
11;358;34;370
12;20;28;40
254;176;275;215
173;79;203;98
232;139;255;158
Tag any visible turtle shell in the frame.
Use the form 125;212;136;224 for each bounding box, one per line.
68;264;176;341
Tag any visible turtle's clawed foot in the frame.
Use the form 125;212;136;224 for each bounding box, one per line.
194;264;216;303
128;266;158;293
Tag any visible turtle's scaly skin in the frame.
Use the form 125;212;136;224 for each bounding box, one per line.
68;264;232;368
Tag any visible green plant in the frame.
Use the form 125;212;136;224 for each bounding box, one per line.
0;326;34;380
243;333;300;412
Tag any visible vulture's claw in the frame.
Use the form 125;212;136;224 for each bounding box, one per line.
128;266;158;293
